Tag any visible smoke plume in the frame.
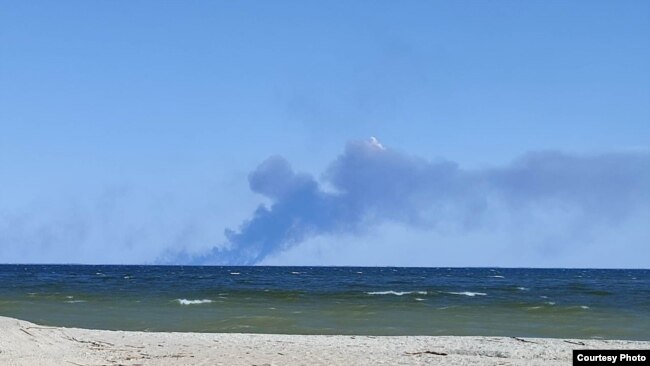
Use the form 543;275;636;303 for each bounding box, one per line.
190;139;650;264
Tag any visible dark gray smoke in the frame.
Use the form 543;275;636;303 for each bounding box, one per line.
187;139;650;265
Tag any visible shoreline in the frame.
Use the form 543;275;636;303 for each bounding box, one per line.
2;316;649;365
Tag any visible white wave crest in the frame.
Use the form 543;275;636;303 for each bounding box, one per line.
446;291;487;297
176;299;213;305
366;291;427;296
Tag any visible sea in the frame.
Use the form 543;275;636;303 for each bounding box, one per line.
0;265;648;340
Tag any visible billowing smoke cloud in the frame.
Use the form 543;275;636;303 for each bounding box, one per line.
190;139;650;265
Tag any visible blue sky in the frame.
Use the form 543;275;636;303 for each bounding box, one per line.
1;1;649;267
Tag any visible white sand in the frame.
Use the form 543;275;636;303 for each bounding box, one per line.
1;316;647;365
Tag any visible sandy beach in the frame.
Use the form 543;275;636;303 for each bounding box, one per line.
0;316;647;366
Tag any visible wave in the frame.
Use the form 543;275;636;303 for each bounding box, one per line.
446;291;487;297
176;299;213;305
366;291;427;296
65;300;87;303
489;275;505;278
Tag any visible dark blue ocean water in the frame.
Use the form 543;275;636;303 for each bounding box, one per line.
0;265;648;340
